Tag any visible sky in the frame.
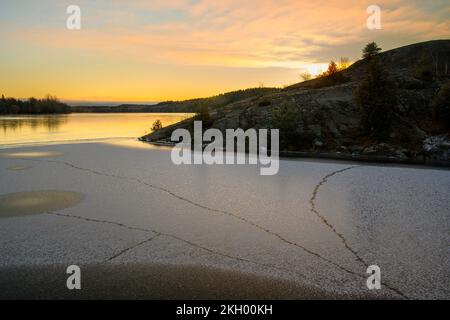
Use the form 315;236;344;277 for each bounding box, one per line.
0;0;449;103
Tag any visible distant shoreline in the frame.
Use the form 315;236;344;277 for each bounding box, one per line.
70;106;186;113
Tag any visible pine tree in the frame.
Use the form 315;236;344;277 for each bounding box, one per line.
362;42;382;59
354;59;397;139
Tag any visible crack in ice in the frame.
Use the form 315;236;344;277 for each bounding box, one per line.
47;211;310;283
28;157;367;277
107;234;160;262
309;166;367;265
15;156;408;298
309;165;408;299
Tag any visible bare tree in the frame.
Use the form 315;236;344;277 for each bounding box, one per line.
339;57;351;70
300;72;312;81
325;61;338;76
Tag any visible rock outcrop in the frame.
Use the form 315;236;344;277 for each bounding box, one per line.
143;40;450;165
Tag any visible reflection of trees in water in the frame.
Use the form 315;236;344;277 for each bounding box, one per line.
0;116;68;134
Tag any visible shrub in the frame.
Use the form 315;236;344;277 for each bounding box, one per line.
354;59;398;139
310;61;350;88
195;103;213;127
300;72;312;81
151;119;163;132
270;102;313;150
258;99;271;107
313;71;349;89
338;57;351;70
432;81;450;128
414;61;434;82
325;61;339;76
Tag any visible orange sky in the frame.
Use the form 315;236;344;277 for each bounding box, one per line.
0;0;448;103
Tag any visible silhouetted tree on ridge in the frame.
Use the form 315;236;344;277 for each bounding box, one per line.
362;42;382;59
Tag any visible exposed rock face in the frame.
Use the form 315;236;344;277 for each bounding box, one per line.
143;40;450;165
423;135;450;161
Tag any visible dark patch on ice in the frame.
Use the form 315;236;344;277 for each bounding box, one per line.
0;191;83;218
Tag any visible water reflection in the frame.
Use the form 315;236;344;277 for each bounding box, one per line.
1;116;68;134
0;113;192;146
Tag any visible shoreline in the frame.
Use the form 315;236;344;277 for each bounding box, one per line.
140;138;450;170
2;137;448;171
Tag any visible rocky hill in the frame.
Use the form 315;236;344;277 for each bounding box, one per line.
143;40;450;165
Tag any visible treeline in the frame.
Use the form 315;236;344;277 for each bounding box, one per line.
155;87;279;112
0;95;71;114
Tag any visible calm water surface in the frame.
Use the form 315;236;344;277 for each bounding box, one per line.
0;113;191;146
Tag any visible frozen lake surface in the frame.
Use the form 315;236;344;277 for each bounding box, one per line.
0;139;449;299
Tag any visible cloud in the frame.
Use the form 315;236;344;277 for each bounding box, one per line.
7;0;450;69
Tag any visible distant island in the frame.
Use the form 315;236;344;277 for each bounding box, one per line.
0;95;70;114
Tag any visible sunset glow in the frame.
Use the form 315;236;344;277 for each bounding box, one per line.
304;63;331;77
0;0;448;103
